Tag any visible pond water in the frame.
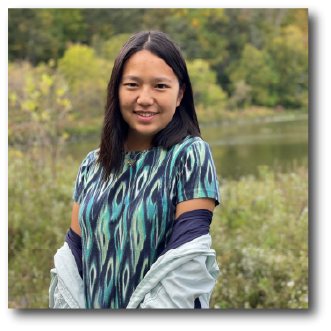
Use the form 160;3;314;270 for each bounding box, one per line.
63;117;308;180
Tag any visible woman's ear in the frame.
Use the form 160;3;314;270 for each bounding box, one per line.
176;83;186;107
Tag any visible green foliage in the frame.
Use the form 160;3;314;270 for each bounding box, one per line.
210;166;308;309
93;33;133;61
264;25;308;108
8;60;72;161
170;9;229;63
227;81;252;110
8;9;308;110
187;59;228;108
57;44;113;116
57;44;110;95
227;43;279;106
8;149;77;308
8;9;87;64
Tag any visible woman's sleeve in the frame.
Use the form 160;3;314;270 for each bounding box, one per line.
72;151;95;205
49;242;85;309
174;140;220;207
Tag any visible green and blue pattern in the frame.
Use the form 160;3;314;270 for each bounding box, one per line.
73;136;220;308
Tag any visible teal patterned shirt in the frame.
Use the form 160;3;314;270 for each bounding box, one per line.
72;135;220;308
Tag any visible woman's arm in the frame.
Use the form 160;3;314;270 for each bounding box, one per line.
175;197;215;219
70;201;81;237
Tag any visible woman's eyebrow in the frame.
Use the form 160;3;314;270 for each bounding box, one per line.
122;75;173;83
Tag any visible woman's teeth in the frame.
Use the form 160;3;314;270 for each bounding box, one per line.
136;113;156;117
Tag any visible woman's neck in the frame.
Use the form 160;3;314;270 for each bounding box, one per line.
124;136;154;152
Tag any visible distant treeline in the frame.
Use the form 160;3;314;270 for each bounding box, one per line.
9;8;308;110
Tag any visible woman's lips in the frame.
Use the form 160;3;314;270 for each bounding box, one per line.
135;113;158;121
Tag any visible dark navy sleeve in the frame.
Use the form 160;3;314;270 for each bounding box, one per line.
159;209;212;256
65;227;83;279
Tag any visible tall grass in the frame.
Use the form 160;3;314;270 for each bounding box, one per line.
8;150;308;309
8;149;77;308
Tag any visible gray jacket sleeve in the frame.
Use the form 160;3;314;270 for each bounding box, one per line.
49;242;85;309
140;255;217;308
127;234;219;309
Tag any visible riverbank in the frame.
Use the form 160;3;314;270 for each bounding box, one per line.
62;107;308;143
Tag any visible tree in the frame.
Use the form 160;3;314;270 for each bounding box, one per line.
186;59;228;108
227;43;279;106
264;25;308;108
57;43;113;117
9;9;87;65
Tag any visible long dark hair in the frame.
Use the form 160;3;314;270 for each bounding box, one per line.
96;30;201;183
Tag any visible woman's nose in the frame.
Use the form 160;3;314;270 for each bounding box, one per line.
137;88;154;106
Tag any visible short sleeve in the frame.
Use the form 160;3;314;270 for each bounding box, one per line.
175;140;220;207
72;151;96;205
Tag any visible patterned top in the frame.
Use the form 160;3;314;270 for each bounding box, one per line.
72;135;221;309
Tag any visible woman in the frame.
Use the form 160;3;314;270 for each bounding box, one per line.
50;30;221;309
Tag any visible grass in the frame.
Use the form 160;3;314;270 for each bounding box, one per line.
8;149;308;309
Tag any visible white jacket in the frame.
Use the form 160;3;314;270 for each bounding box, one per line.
49;234;219;309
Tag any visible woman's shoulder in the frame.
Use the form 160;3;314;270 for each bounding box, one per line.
174;136;210;159
79;148;100;169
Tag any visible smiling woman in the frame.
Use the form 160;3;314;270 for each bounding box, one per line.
49;30;221;309
118;50;185;150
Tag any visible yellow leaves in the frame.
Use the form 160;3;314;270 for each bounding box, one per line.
56;97;71;110
212;8;224;20
21;100;37;112
41;111;50;121
31;90;41;99
32;112;40;122
67;114;76;122
9;92;17;107
62;132;70;140
25;76;36;93
171;8;188;18
35;73;53;95
12;150;23;159
191;18;200;28
48;59;56;68
56;88;66;97
41;74;54;87
41;85;50;96
202;9;212;17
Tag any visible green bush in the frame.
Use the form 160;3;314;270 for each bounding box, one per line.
210;166;308;309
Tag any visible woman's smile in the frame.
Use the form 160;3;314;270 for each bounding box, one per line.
134;112;159;121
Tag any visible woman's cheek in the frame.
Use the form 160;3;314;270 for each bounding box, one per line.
160;97;174;109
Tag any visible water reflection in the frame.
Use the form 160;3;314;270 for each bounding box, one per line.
63;118;308;180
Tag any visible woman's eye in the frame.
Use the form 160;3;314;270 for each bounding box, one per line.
156;84;167;89
125;83;137;87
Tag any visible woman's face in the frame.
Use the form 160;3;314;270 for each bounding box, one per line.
119;50;185;147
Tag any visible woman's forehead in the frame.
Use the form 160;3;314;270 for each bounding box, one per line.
122;50;176;79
